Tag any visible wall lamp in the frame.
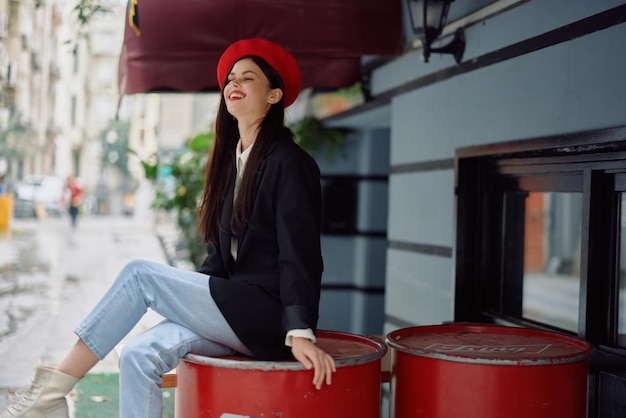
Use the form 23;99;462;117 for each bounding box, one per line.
406;0;465;64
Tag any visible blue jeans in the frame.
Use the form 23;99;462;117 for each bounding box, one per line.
74;259;253;418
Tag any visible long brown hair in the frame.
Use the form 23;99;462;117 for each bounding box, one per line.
197;56;294;244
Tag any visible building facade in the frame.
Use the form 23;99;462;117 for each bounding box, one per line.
321;1;626;415
1;0;126;209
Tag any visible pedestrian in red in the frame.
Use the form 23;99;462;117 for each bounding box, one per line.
65;176;83;229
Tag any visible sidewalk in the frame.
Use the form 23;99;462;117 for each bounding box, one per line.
0;210;180;412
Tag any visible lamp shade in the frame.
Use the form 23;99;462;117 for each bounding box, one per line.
406;0;462;64
407;0;451;40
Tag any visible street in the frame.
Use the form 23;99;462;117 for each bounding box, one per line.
0;210;173;410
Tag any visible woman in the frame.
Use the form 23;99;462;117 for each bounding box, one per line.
1;38;335;418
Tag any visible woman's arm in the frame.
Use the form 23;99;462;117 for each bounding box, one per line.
275;149;323;331
273;145;334;387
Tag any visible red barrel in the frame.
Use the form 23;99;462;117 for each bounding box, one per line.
175;330;387;418
386;323;594;418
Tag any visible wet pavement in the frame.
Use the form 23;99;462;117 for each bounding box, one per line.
0;208;177;411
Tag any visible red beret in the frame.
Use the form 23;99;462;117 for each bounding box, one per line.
217;38;302;108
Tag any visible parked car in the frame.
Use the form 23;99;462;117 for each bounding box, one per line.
14;175;65;217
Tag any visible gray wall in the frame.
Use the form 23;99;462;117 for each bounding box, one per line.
327;0;626;336
315;128;390;335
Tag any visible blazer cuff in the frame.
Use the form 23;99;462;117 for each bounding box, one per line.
285;328;316;347
282;305;316;331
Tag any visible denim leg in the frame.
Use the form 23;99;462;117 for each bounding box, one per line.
72;259;254;418
119;320;237;418
74;259;252;360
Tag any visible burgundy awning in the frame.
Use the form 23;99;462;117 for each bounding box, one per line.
118;0;404;96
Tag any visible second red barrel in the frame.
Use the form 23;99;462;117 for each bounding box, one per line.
386;323;594;418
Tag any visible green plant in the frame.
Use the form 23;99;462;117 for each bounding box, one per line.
64;0;112;47
132;132;213;269
0;122;36;161
73;0;112;26
289;116;347;162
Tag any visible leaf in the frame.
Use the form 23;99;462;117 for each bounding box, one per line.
89;395;111;403
188;132;214;152
140;160;159;181
290;116;347;162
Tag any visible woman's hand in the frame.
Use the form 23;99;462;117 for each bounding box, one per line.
291;336;336;390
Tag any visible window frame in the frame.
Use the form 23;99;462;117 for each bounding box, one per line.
453;126;626;416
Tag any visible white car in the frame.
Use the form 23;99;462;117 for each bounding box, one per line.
15;175;65;216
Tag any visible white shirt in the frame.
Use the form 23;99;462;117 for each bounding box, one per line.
230;139;253;261
230;139;316;347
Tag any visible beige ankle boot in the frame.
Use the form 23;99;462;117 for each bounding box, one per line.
1;366;79;418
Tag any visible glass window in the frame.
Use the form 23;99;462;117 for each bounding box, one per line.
97;63;113;87
617;193;626;347
522;192;582;332
95;95;114;121
71;96;76;127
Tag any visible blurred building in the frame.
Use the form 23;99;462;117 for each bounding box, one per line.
0;0;125;206
57;0;126;206
0;0;55;187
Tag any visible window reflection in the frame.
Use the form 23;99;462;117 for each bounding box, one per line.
522;192;582;332
618;193;626;347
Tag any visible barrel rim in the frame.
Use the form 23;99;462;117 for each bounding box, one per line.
184;330;388;371
386;323;595;366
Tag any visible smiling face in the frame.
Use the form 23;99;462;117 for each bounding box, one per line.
223;58;283;121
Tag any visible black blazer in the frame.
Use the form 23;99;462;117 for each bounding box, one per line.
198;137;323;360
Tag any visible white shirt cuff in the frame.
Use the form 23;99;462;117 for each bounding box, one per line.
285;328;316;347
